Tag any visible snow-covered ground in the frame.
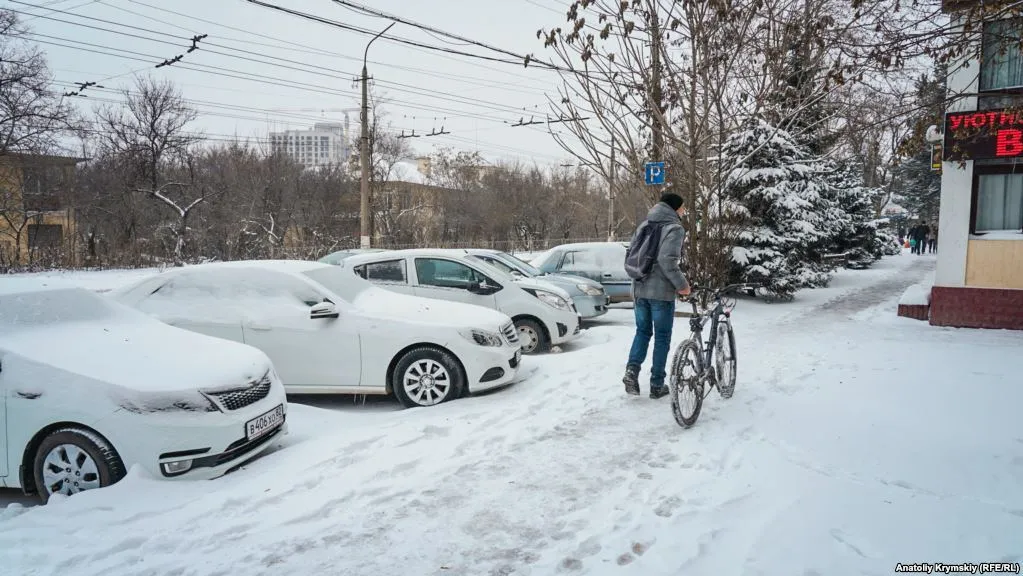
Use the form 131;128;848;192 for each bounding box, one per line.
3;251;1023;575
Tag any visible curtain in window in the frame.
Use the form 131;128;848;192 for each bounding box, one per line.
977;174;1023;231
980;19;1023;91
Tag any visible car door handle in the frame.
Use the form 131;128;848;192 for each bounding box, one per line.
247;323;272;331
602;273;613;278
16;391;41;399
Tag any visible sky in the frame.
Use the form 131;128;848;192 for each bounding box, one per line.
10;0;588;167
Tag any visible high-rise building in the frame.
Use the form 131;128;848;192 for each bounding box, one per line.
268;122;349;169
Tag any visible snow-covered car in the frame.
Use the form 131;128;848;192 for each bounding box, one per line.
0;279;288;503
530;242;634;304
110;260;522;408
465;248;610;319
318;248;388;265
342;249;582;354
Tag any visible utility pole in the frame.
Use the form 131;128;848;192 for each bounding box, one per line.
359;23;394;249
608;133;615;241
647;2;664;202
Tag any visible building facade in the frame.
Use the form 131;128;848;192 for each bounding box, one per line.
934;2;1023;329
269;122;350;169
0;153;85;269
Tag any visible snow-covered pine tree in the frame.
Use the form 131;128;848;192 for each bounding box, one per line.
721;116;835;299
822;160;882;268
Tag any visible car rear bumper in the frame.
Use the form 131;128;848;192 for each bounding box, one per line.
603;283;633;303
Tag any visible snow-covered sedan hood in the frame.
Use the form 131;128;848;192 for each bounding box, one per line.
352;286;511;331
0;318;273;401
540;272;601;288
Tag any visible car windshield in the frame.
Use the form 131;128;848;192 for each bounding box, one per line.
0;287;121;327
529;249;555;269
302;266;366;303
495;252;543;276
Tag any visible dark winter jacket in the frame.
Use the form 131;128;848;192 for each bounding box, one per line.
630;202;689;302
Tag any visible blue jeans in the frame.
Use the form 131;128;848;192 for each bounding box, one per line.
627;298;676;389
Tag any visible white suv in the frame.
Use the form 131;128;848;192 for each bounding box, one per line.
343;249;581;354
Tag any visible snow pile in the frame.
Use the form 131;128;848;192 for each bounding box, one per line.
898;271;935;306
3;255;1023;575
4;267;162;293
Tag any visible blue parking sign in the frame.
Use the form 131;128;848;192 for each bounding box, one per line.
644;161;665;185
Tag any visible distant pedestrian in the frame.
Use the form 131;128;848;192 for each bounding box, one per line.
622;192;690;399
913;220;930;256
928;227;938;253
907;223;919;254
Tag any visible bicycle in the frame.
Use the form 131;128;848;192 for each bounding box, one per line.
668;283;761;428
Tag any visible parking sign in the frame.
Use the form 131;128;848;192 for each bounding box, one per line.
644;162;665;185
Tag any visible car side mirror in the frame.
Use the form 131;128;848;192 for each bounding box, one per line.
509;270;524;278
310;300;339;319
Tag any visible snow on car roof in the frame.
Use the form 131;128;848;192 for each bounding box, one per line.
0;276;80;297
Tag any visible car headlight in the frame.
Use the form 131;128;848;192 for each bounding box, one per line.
459;328;503;347
534;290;571;310
577;284;603;296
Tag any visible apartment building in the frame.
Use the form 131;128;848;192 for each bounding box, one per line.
268;122;350;169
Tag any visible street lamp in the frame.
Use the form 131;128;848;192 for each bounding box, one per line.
359;22;395;249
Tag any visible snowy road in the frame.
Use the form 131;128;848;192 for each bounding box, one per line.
2;253;1022;576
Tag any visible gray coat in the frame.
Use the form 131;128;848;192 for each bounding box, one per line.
630;202;689;302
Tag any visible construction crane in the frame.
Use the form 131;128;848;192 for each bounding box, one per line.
270;107;361;135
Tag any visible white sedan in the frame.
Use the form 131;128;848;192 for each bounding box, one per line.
0;279;288;503
110;260;523;408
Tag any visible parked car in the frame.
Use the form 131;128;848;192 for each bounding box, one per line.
0;279;288;503
318;248;388;266
464;248;610;319
530;242;633;304
342;249;581;354
110;260;522;408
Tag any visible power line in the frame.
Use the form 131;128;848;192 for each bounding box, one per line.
11;4;553;119
27;33;528;124
122;0;553;91
242;0;533;68
329;0;556;70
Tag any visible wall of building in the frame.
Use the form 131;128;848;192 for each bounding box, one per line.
935;16;979;288
964;238;1023;288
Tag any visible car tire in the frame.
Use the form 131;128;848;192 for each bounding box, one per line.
515;318;550;354
33;428;126;504
392;347;465;408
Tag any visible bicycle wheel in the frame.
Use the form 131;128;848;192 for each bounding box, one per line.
714;321;737;399
669;338;704;428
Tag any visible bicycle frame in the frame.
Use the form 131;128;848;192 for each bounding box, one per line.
680;283;756;378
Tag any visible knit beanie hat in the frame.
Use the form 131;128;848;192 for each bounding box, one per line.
660;192;683;211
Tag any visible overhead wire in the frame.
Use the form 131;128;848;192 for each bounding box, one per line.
9;3;554;117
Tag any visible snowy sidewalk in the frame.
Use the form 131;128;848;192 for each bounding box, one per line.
2;252;1022;576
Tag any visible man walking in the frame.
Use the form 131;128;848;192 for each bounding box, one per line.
622;192;690;399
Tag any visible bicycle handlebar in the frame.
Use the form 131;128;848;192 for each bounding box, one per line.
677;283;763;313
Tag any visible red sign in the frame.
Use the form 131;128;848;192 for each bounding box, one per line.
943;109;1023;160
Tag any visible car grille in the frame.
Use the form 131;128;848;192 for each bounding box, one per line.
501;322;519;344
204;375;272;411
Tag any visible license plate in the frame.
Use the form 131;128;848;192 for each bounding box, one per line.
246;404;284;441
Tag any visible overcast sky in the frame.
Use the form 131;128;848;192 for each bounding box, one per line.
12;0;587;167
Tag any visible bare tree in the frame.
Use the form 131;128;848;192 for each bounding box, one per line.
94;76;205;265
0;10;76;156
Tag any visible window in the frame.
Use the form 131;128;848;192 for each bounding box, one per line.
976;173;1023;232
27;224;62;249
560;250;598;271
981;18;1023;91
474;255;516;275
415;258;483;289
362;259;407;282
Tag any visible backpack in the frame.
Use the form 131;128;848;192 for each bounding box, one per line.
624;221;666;281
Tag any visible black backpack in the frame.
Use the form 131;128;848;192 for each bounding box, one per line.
624;221;666;280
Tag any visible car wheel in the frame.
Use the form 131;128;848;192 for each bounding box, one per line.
33;428;125;504
515;318;550;354
392;347;465;408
